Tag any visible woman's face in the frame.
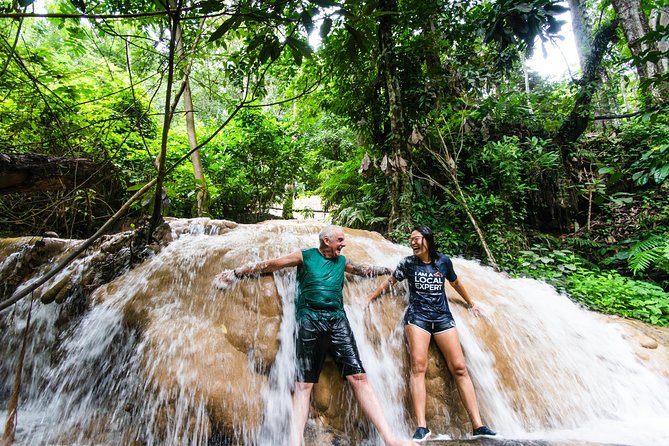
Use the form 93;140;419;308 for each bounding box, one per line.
409;230;428;258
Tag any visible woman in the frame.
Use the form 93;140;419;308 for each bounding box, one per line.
367;226;496;442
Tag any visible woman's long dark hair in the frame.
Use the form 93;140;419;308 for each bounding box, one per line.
412;225;439;263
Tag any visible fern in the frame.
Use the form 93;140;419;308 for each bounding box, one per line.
336;202;387;228
628;234;669;275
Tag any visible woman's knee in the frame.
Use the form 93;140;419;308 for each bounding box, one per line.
450;361;469;378
410;356;428;374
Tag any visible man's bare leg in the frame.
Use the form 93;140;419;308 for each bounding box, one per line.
289;382;314;446
346;373;415;446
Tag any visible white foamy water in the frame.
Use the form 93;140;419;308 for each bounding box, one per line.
1;220;668;445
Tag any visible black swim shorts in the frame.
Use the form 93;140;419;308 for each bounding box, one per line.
405;313;456;335
296;317;365;383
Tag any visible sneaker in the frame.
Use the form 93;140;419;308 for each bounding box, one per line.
412;426;431;442
472;425;497;437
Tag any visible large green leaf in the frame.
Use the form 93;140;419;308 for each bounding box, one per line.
209;16;241;42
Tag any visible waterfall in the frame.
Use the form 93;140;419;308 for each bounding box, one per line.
1;219;668;445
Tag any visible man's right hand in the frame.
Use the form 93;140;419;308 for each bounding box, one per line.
213;270;237;290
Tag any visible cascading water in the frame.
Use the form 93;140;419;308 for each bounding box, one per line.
1;218;668;445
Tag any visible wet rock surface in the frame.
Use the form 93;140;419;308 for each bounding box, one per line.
1;219;667;445
422;441;628;446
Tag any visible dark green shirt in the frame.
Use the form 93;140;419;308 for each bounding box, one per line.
296;248;346;321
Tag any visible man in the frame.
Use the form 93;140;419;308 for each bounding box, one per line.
215;225;413;446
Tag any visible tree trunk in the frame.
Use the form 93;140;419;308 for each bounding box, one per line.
610;0;666;101
0;153;103;195
649;8;668;73
149;4;179;237
521;53;534;114
378;0;412;232
173;2;207;216
567;0;593;70
553;20;618;151
421;11;444;109
183;82;207;216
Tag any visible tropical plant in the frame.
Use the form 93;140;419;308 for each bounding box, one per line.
566;268;669;326
626;233;669;276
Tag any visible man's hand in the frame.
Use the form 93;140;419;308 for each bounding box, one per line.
213;270;237;290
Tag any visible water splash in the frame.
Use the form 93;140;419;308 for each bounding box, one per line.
1;220;668;445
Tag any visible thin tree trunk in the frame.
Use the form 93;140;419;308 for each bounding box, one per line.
0;15;23;80
422;127;498;269
173;1;207;216
378;0;412;232
2;297;33;446
183;81;207;216
521;53;534;114
149;2;180;237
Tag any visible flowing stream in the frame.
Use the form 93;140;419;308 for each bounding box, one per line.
1;219;668;445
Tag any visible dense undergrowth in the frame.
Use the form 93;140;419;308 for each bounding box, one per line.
1;0;668;327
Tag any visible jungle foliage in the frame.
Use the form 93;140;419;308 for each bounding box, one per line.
0;0;667;325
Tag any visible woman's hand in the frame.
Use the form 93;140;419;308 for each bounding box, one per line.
213;270;237;290
467;302;483;318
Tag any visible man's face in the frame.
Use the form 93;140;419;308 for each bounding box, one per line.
323;229;347;258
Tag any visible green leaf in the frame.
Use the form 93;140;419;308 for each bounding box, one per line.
287;43;303;65
344;23;368;51
258;41;271;63
311;0;339;7
300;10;314;34
320;17;333;38
654;164;669;182
209;16;240;42
285;36;313;56
269;40;282;61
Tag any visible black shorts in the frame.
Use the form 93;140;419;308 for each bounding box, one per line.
405;312;456;335
296;318;365;383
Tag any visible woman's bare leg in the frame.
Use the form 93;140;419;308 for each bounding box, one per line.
405;324;432;428
433;328;483;428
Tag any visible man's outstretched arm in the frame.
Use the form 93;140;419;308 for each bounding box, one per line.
215;251;303;289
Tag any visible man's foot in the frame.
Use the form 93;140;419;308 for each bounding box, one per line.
472;425;497;437
412;427;431;442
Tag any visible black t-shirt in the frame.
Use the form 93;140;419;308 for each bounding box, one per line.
392;254;458;321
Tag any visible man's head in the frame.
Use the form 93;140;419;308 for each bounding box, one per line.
319;225;346;258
